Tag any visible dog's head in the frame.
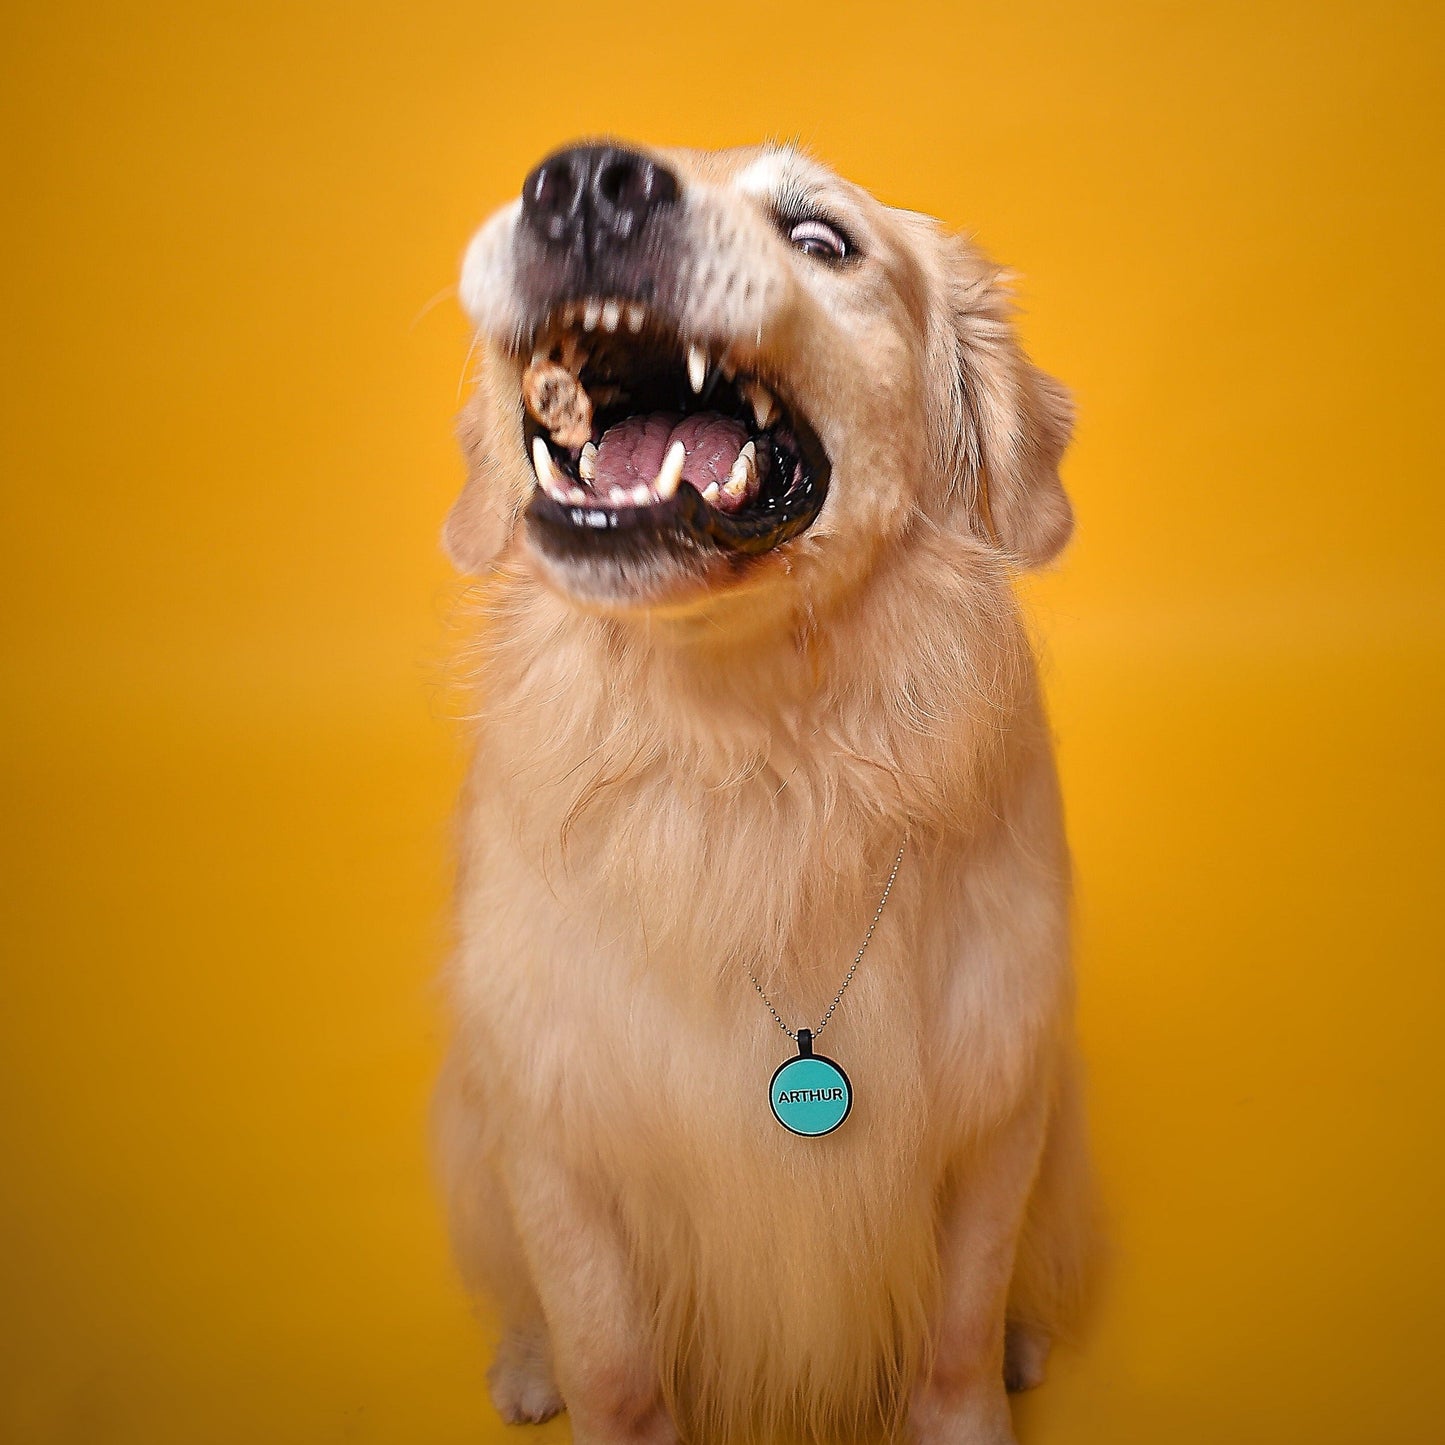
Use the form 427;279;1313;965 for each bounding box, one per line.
447;142;1073;614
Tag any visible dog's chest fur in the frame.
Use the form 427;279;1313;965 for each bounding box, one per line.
455;775;944;1435
447;571;1069;1434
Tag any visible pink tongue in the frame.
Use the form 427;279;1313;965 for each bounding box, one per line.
591;412;749;492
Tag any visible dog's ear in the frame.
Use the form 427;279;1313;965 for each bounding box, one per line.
934;238;1075;567
442;389;519;574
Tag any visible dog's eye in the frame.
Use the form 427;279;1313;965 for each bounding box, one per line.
788;218;850;262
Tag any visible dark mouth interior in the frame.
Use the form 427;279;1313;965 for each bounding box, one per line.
521;303;830;553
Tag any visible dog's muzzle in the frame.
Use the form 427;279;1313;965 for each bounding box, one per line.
473;143;833;605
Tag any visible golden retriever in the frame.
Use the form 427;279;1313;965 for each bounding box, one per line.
435;141;1095;1445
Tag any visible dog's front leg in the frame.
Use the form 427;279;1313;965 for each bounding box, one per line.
503;1150;676;1445
910;1091;1049;1445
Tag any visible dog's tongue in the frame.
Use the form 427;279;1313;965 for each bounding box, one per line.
593;412;749;494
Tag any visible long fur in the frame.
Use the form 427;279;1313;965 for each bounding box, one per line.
436;144;1096;1445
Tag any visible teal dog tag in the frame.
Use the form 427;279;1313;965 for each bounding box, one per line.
769;1030;852;1136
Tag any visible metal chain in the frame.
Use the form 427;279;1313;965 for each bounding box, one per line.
748;834;909;1042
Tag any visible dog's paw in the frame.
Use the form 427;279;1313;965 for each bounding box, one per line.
487;1329;565;1425
1003;1322;1051;1394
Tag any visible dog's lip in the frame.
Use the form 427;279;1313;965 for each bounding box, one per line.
524;433;830;555
523;414;831;559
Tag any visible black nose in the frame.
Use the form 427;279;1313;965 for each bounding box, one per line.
521;144;679;251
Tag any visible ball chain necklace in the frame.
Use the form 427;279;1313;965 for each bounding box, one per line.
749;835;909;1137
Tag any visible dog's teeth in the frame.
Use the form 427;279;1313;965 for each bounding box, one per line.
608;486;629;505
631;483;653;506
568;486;587;504
626;303;646;333
723;440;757;498
560;302;578;327
532;436;569;501
582;298;601;331
578;441;597;482
747;382;776;430
654;440;686;499
600;299;621;332
701;481;720;503
687;344;708;395
531;435;554;485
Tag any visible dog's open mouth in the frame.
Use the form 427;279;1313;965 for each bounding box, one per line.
520;300;831;563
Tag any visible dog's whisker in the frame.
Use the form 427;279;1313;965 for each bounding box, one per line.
410;281;458;331
455;330;481;402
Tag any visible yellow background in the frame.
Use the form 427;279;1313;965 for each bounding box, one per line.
3;2;1442;1441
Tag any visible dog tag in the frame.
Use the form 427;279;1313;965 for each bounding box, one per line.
769;1029;852;1136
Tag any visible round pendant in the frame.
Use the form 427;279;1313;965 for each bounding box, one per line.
769;1031;853;1137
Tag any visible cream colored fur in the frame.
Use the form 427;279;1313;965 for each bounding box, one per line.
436;144;1096;1445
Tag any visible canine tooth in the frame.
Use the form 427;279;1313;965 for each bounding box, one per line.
531;435;555;489
687;344;708;394
723;441;756;499
654;440;686;499
631;483;653;506
626;303;646;333
583;298;601;330
601;299;621;332
747;382;776;430
701;481;720;502
578;441;597;482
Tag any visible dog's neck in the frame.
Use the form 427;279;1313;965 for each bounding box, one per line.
458;526;1045;998
468;527;1039;813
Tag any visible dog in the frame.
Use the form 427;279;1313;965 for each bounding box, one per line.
435;141;1095;1445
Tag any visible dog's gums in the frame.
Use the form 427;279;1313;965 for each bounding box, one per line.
518;299;831;559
